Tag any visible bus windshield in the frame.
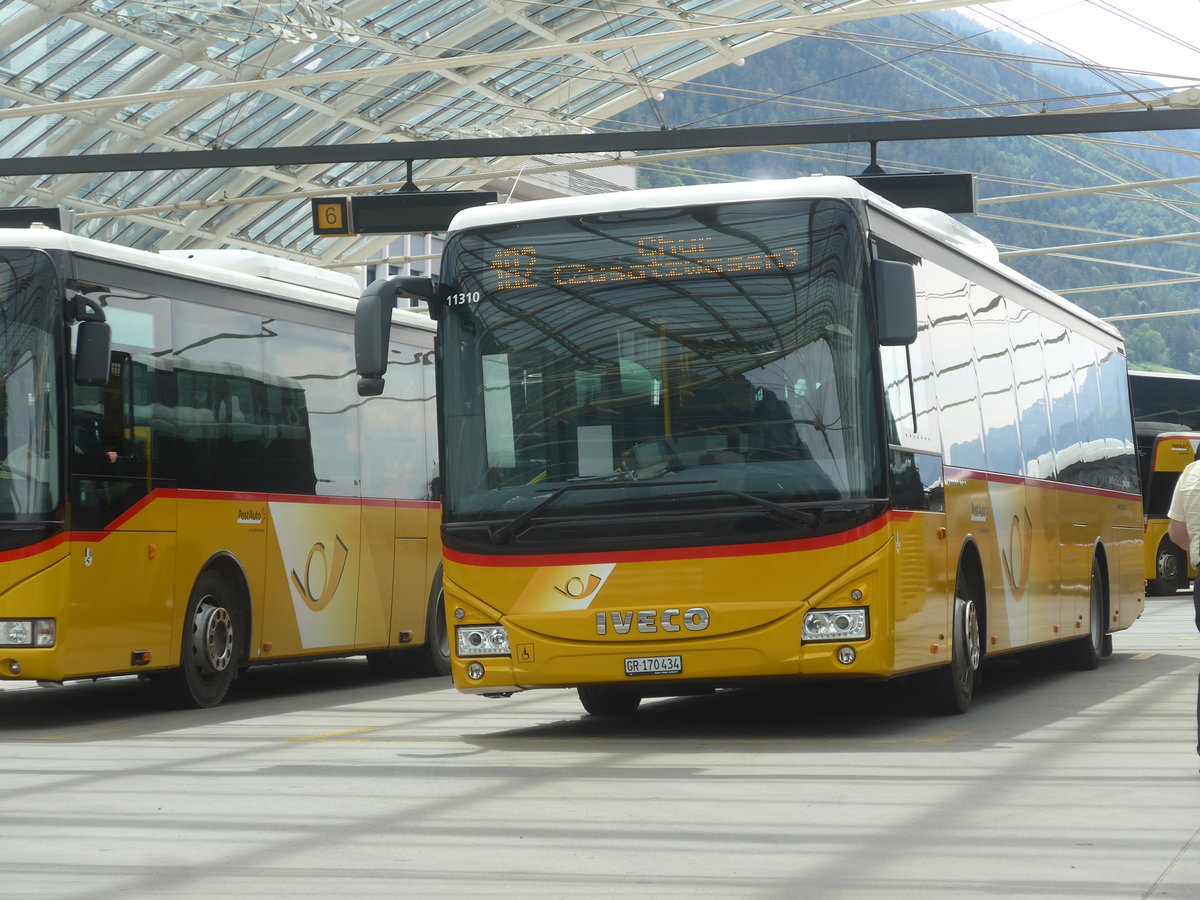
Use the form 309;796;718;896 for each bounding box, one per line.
0;249;63;523
438;198;885;545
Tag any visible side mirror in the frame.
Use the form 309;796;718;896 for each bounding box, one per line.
74;320;112;385
355;275;436;396
873;259;917;346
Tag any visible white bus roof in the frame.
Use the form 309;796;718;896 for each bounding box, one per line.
447;174;1118;344
448;175;1001;268
0;227;433;333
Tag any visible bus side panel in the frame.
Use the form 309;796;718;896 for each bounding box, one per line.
391;539;429;645
1111;503;1145;631
173;496;267;663
259;499;361;658
943;475;1023;652
354;502;394;648
1025;480;1065;648
890;510;950;673
67;530;176;677
385;502;435;648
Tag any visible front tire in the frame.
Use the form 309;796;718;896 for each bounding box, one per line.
578;685;641;716
422;568;451;677
161;571;239;708
928;562;982;715
1148;540;1187;596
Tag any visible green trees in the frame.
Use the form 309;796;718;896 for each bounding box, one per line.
615;11;1200;372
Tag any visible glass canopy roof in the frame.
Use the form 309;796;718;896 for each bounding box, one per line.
0;0;896;270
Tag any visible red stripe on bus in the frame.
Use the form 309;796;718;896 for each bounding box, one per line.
0;491;440;563
443;510;894;567
941;467;1140;501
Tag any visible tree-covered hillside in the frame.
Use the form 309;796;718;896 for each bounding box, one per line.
616;11;1200;372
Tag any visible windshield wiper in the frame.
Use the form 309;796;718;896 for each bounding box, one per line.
682;489;820;527
489;479;716;545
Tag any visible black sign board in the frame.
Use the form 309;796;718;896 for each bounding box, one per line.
852;173;975;215
0;206;74;231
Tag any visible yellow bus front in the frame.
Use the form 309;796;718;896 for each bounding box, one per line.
1142;432;1199;594
443;516;911;696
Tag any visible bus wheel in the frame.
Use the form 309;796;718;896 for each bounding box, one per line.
1064;557;1104;671
930;568;981;715
1148;541;1186;596
163;571;238;708
421;568;451;677
578;686;641;716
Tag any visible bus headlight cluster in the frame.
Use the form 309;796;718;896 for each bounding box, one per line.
456;624;510;657
802;608;868;643
0;619;55;647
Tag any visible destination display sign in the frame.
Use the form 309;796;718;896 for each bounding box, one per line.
489;235;803;292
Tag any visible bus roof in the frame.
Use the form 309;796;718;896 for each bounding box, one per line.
447;174;1119;344
0;227;434;333
448;175;876;232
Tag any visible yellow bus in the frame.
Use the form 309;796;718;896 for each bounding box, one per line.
1129;371;1200;594
0;228;444;707
1136;429;1199;595
357;176;1144;715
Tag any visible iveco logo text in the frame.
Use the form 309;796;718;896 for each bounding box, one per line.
595;608;710;635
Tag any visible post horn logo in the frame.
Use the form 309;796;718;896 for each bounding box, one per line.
554;574;604;604
290;535;349;611
1001;509;1033;601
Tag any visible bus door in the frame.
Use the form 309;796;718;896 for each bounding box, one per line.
69;351;176;676
888;445;950;672
881;332;950;673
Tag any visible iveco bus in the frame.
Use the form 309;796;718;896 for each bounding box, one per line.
357;176;1144;715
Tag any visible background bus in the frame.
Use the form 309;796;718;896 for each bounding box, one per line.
358;176;1144;716
0;229;444;707
1129;370;1200;594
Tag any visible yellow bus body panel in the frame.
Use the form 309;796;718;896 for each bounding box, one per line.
1143;435;1198;584
446;474;1143;696
0;491;439;684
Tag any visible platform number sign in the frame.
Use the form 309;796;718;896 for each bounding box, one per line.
311;197;353;236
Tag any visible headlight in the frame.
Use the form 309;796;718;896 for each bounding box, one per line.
802;608;868;642
0;619;56;647
456;624;510;657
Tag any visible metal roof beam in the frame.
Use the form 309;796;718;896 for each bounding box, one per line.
6;109;1200;177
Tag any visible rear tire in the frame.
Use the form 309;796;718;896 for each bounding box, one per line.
1063;557;1104;671
578;685;641;716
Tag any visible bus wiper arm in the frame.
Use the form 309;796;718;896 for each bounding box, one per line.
489;479;716;545
684;489;819;527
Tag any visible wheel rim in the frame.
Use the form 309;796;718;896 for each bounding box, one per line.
192;600;233;674
953;596;980;691
1158;548;1180;582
